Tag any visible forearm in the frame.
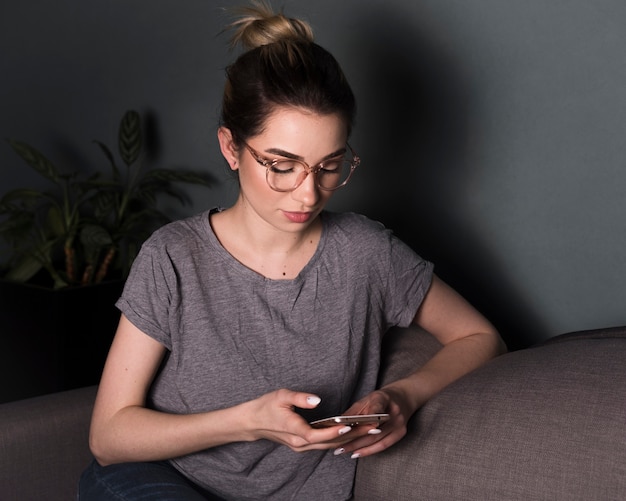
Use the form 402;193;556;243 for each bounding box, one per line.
90;403;250;466
381;330;506;416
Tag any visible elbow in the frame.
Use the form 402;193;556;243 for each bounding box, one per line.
89;433;108;467
462;328;507;362
89;428;117;467
487;328;508;358
497;336;508;356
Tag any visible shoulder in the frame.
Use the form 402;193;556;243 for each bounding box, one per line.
322;211;402;267
130;211;213;274
124;210;213;290
144;210;211;253
323;211;388;238
323;211;393;250
322;211;430;268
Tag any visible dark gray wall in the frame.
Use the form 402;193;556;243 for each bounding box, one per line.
2;0;625;348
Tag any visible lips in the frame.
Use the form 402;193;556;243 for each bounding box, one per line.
283;211;313;223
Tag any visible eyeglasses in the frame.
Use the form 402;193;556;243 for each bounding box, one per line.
242;141;360;192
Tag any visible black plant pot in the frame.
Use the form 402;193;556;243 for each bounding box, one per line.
0;278;124;403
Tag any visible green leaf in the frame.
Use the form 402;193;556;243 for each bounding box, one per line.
143;168;214;186
4;254;43;283
0;189;45;212
90;191;118;221
0;211;35;235
118;110;142;166
3;109;214;289
80;176;121;192
2;238;57;283
80;224;113;247
7;140;61;183
46;205;66;237
52;275;69;289
93;140;121;181
155;185;190;206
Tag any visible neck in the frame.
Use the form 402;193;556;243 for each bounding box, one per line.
210;203;323;279
232;204;321;252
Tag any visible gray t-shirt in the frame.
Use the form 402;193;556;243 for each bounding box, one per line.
116;210;433;501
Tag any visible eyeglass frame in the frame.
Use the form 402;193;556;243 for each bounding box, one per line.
241;140;360;192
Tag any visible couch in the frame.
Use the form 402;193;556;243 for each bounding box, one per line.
1;325;624;500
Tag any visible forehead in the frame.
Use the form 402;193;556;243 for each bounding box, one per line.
256;106;348;148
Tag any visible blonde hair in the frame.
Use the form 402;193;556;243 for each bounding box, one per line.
226;0;314;50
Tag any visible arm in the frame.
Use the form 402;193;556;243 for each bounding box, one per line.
90;315;361;466
340;274;506;458
398;274;506;411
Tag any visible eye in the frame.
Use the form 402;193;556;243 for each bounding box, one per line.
320;159;343;173
270;160;300;174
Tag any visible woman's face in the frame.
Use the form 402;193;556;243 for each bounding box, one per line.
219;106;349;234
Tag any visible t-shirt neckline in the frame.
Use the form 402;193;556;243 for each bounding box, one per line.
203;208;328;285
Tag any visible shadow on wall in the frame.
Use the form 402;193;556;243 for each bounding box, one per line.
350;8;548;350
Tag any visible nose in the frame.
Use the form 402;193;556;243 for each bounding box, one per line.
291;170;320;207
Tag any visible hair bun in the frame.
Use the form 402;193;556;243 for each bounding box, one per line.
226;0;314;50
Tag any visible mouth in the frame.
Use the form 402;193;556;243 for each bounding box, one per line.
282;211;314;224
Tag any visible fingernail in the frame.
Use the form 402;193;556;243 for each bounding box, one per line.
338;426;352;435
334;447;345;456
368;428;382;435
306;396;321;406
351;452;361;459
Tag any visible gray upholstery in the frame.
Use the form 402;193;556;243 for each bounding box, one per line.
354;326;626;500
0;385;96;501
1;326;624;500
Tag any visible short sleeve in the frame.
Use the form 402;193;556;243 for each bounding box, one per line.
115;234;176;350
385;231;434;328
328;212;434;331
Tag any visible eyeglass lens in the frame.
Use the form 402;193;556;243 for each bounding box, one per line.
267;158;354;191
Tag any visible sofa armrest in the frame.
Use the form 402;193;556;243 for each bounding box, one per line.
376;324;443;387
354;324;442;497
0;385;97;501
354;327;626;500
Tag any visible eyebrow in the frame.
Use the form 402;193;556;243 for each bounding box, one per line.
263;146;347;163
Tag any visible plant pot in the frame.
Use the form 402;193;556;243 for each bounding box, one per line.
0;278;124;403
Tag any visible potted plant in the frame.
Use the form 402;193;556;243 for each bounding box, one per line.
0;110;214;401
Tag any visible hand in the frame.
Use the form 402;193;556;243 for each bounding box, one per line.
242;389;366;452
332;385;413;459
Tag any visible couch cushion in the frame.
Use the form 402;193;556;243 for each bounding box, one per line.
377;325;443;386
354;326;626;500
0;385;97;501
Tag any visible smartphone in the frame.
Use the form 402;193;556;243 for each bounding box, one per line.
310;413;390;428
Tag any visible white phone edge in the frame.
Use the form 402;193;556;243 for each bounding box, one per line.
310;413;390;428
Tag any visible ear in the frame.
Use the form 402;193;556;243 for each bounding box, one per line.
217;127;240;171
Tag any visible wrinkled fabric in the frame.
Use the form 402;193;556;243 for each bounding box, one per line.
117;210;433;501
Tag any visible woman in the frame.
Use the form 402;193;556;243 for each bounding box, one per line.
79;2;505;500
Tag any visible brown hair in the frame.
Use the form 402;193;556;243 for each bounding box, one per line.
220;1;356;145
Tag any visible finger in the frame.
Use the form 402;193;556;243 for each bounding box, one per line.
303;395;322;409
347;426;406;459
275;389;322;410
349;436;393;459
343;397;389;416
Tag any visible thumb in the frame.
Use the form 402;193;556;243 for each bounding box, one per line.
275;389;321;410
299;393;322;410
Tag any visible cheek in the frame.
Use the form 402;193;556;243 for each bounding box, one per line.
238;163;274;197
237;161;261;185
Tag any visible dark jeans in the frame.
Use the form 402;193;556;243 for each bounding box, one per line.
78;460;225;500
